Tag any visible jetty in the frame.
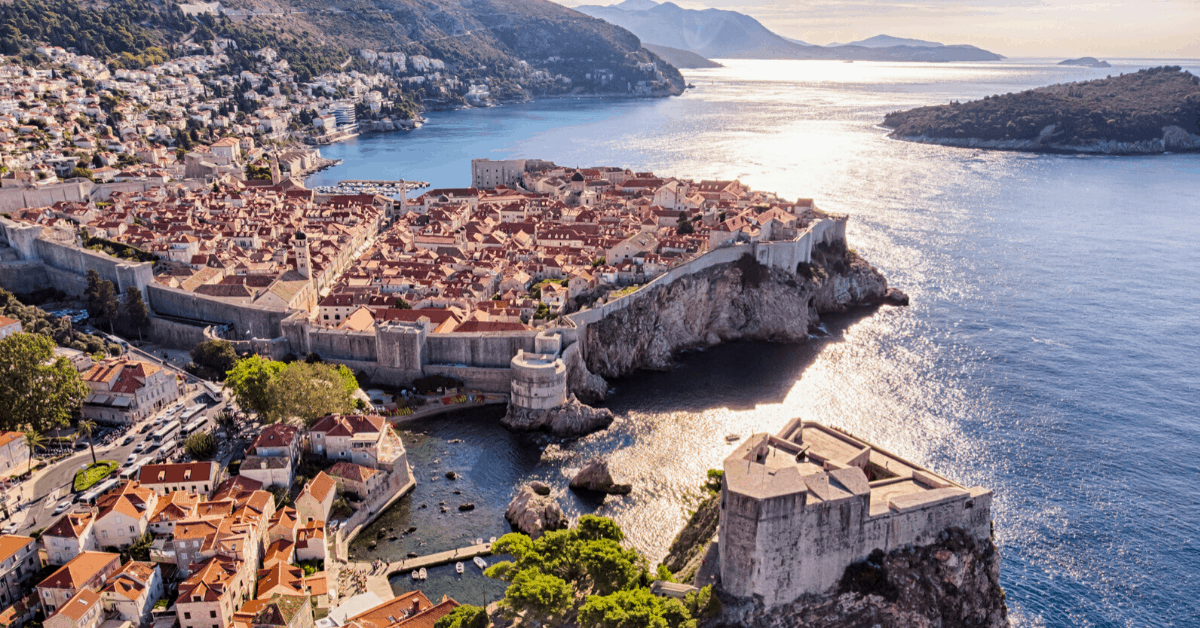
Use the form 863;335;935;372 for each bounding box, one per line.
354;541;494;577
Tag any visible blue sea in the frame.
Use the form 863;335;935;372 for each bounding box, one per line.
312;59;1200;627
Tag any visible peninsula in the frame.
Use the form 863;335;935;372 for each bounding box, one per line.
882;66;1200;154
1059;57;1111;68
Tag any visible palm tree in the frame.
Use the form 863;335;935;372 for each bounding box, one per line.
77;420;98;466
23;431;45;468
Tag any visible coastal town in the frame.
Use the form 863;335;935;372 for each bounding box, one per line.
0;22;998;628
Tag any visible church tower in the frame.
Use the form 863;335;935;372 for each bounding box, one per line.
270;152;282;185
293;232;312;279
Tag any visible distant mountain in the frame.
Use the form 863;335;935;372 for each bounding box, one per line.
643;43;721;69
836;35;943;48
1059;57;1112;68
573;1;1003;61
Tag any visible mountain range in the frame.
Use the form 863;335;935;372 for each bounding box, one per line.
571;0;1004;62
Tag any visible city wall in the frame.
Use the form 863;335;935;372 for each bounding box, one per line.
147;283;293;340
0;260;50;293
0;180;93;214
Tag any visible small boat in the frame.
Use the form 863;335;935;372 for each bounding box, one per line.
455;562;464;574
474;556;487;570
489;536;496;544
418;568;428;580
411;570;419;580
725;434;741;442
474;538;483;545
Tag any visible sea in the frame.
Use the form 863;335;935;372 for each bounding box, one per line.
307;59;1200;627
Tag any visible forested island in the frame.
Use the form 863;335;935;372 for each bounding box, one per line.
882;66;1200;154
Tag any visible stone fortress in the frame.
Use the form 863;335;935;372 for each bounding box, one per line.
0;158;849;425
718;419;993;606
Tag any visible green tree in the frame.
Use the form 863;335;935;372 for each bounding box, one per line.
184;431;217;461
579;587;692;628
224;355;285;416
121;287;149;340
23;430;45;468
122;532;154;563
0;333;88;433
499;569;573;624
579;539;643;595
77;419;97;465
432;605;488;628
86;276;119;334
265;362;355;424
190;339;238;380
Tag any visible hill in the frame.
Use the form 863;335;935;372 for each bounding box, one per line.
574;2;1002;62
882;66;1200;154
0;0;685;97
643;43;721;69
1059;57;1111;68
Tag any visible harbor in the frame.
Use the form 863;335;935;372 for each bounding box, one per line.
313;179;431;198
352;540;495;578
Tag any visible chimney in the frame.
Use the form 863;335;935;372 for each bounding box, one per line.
411;599;420;615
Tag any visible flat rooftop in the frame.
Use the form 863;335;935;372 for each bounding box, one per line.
725;421;973;517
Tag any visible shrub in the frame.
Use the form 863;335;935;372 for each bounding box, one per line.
73;460;118;492
184;432;217;461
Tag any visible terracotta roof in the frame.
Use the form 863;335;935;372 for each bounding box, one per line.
347;591;460;628
38;551;119;591
328;462;378;483
96;481;156;522
52;588;101;622
213;474;264;500
302;472;336;503
0;316;20;328
150;490;199;522
0;431;23;448
249;424;299;454
137;461;218;486
309;414;386;438
43;513;94;540
179;555;241;603
263;538;295;567
256;561;304;597
0;535;33;563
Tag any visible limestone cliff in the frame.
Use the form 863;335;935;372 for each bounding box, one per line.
501;395;614;437
708;528;1009;628
581;244;889;380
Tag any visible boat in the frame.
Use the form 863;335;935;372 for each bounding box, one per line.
455;562;464;574
474;538;483;545
725;434;741;442
418;568;427;580
489;536;496;544
474;556;487;570
411;570;419;580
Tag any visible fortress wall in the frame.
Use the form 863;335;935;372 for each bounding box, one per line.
424;364;513;393
149;316;209;349
43;264;90;295
424;332;538;368
0;180;92;214
304;327;379;362
0;261;50;293
147;284;292;340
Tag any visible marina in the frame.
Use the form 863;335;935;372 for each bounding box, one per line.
353;541;495;577
313;179;431;198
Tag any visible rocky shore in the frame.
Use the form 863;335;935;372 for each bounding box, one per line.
706;528;1009;628
500;395;614;437
580;243;892;380
504;482;569;539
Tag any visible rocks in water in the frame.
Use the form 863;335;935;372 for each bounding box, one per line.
419;503;427;509
458;503;475;512
453;490;462;495
407;551;418;558
368;541;377;549
375;530;386;539
388;535;398;541
502;395;615;437
883;288;910;306
445;471;458;480
406;526;417;534
569;457;632;495
505;484;569;539
440;507;448;513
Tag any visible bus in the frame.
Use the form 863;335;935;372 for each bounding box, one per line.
150;420;181;443
180;404;206;423
76;478;119;505
155;438;179;462
180;416;210;438
120;457;150;481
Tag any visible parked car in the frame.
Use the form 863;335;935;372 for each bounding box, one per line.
53;501;70;515
126;454;138;465
122;435;136;446
140;423;153;433
74;440;88;450
1;524;17;535
133;443;145;453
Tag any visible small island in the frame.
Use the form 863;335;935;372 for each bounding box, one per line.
882;66;1200;154
1059;57;1111;68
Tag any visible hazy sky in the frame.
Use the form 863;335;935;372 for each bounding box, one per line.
559;0;1200;58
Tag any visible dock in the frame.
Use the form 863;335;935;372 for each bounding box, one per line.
355;542;495;577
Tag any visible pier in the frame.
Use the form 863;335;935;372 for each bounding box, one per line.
354;541;495;577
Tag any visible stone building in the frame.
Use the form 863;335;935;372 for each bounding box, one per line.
0;535;39;610
719;420;993;607
80;358;181;424
40;514;97;567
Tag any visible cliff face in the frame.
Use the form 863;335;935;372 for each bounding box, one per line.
581;245;888;380
710;528;1009;628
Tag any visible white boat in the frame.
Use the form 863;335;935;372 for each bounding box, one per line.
455;562;464;574
418;568;427;580
411;570;419;580
473;556;487;570
474;538;483;545
489;536;496;544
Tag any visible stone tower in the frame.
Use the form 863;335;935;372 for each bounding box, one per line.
293;232;312;279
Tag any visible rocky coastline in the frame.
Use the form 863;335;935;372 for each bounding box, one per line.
579;242;892;381
890;126;1200;155
500;395;614;437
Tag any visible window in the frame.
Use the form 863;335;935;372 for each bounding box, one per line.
129;526;135;532
210;611;217;618
184;612;191;620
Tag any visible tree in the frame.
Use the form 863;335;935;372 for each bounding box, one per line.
78;419;97;465
122;532;154;563
264;362;355;424
191;339;238;380
0;333;88;433
84;272;120;335
500;569;573;623
579;539;643;595
184;431;217;460
23;431;45;467
579;587;692;628
433;605;488;628
392;298;411;310
224;355;285;416
121;287;149;341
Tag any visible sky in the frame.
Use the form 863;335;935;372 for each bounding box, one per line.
557;0;1200;58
